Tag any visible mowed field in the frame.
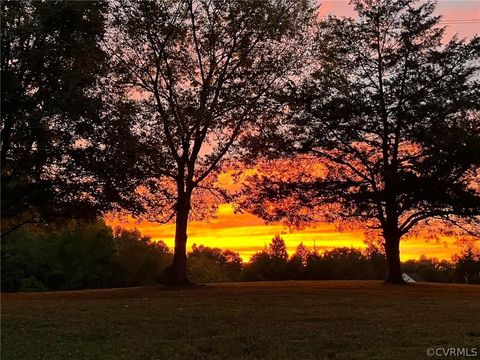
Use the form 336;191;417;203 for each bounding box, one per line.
2;281;480;360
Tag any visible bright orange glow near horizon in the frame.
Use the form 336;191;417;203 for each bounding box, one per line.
107;204;465;262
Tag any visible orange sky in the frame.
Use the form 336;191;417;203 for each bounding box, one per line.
108;204;465;262
108;1;479;262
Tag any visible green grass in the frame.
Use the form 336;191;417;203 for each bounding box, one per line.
2;281;480;360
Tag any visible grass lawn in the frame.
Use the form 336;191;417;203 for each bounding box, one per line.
2;281;480;360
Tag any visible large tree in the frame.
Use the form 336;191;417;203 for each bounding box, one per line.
107;0;313;285
239;0;480;283
1;1;113;238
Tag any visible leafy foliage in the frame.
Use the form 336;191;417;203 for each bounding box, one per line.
238;0;480;282
243;235;289;280
105;0;315;284
1;1;112;237
1;220;171;292
187;244;243;283
452;244;480;284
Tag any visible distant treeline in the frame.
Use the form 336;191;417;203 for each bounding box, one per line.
1;221;170;292
242;236;480;285
2;221;479;292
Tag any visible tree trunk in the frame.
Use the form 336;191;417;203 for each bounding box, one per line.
384;232;405;284
165;191;192;287
382;163;404;284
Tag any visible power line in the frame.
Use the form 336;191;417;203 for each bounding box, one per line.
440;19;480;22
439;18;480;24
439;22;480;24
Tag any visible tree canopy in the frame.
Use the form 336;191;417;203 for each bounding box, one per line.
2;0;478;286
106;0;315;285
238;0;480;283
1;1;110;237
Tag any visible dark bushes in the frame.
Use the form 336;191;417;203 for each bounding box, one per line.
3;229;478;292
1;221;171;292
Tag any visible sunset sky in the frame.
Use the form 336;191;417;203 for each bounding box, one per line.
109;1;479;262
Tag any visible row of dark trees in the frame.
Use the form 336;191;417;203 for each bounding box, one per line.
1;221;171;292
1;0;479;285
244;236;480;284
3;225;479;292
243;236;387;281
1;220;243;292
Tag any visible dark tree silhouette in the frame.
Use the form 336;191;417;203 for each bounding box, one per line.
452;243;480;284
107;0;314;285
293;242;311;265
1;221;171;292
268;235;289;260
287;242;311;279
243;235;289;281
1;1;110;238
239;0;480;283
187;244;243;283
